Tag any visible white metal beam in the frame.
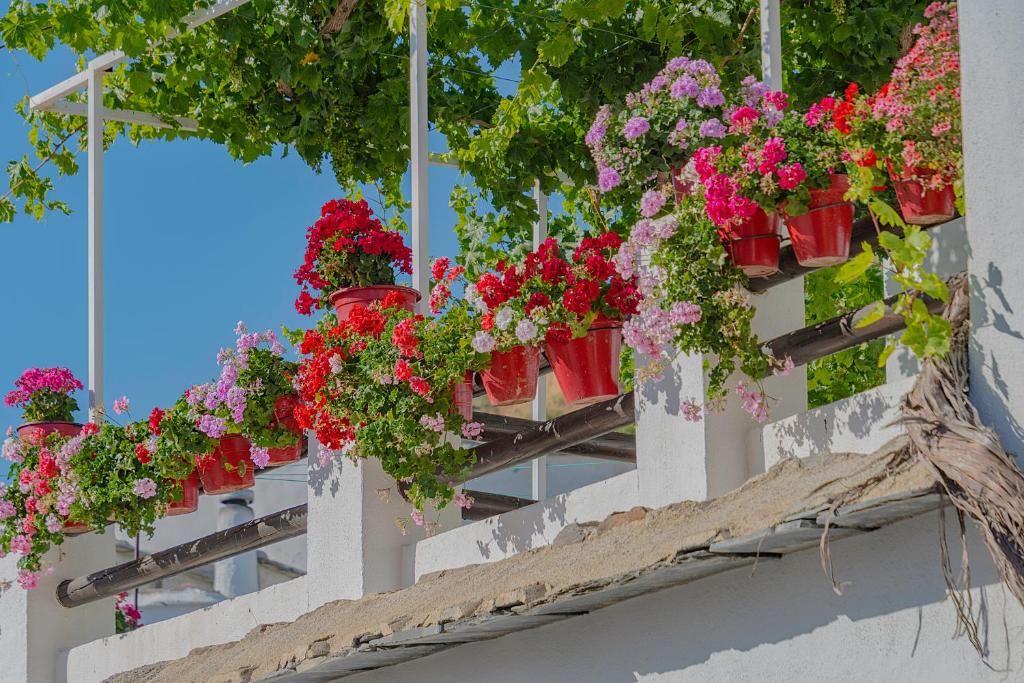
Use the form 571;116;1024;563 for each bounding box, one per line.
29;0;254;112
531;180;548;501
49;101;200;132
409;0;430;305
87;68;105;421
759;0;783;90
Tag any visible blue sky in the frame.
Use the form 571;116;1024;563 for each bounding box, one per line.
0;47;471;432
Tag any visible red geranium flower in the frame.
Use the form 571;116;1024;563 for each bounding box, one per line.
135;443;152;464
148;407;165;436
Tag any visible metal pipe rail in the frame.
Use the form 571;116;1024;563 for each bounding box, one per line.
475;412;636;463
461;490;536;521
56;504;307;608
56;274;950;607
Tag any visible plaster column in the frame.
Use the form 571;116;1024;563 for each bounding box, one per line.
636;278;807;507
958;2;1024;462
305;434;462;609
213;490;258;598
0;530;115;683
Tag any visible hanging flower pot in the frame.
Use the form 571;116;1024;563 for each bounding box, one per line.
480;346;540;406
544;319;623;406
16;421;82;444
888;163;956;226
62;519;90;535
198;434;255;495
722;208;781;278
166;471;200;517
670;163;695;205
784;174;854;268
267;394;303;466
328;285;420;322
452;372;474;421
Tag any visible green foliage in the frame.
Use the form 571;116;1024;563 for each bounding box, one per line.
17;388;79;424
805;262;886;408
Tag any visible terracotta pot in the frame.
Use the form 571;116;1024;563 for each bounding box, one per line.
544;320;623;406
670;163;696;204
452;372;475;422
62;520;91;535
723;208;781;278
266;394;303;466
481;346;540;406
198;435;255;495
328;285;420;322
165;471;200;517
16;421;82;444
784;174;854;267
889;164;956;225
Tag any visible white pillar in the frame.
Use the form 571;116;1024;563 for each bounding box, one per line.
409;0;429;307
959;1;1024;461
305;435;461;609
531;180;548;501
213;490;258;598
0;531;115;683
86;65;104;421
759;0;783;91
635;280;807;507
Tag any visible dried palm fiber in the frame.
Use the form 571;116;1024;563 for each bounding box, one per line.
900;274;1024;638
817;274;1024;655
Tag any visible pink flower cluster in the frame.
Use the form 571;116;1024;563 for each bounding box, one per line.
4;367;82;407
736;382;769;424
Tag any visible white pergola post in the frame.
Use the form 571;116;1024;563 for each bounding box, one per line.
86;65;105;421
409;0;430;307
959;0;1024;461
531;181;548;500
759;0;783;91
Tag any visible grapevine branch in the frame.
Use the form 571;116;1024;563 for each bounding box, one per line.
1;120;86;205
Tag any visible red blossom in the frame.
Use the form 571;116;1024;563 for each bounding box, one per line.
82;422;99;436
409;377;432;399
148;407;165;436
394;359;413;382
37;452;58;479
135;444;152;464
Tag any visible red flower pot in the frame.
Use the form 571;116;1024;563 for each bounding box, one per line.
723;208;781;278
16;422;82;444
267;394;303;466
784;174;854;267
328;285;420;321
62;520;91;535
670;164;695;204
198;435;255;495
481;346;540;406
452;372;474;421
544;320;623;406
889;164;956;225
165;471;200;517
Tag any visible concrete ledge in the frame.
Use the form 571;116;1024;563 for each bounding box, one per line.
412;471;640;581
758;378;915;472
66;576;308;683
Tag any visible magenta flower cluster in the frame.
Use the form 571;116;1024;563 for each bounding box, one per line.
4;367;82;408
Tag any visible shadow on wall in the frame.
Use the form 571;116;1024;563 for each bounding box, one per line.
970;263;1024;455
349;512;1024;683
472;494;570;561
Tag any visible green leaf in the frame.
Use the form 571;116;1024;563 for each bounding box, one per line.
834;244;875;284
537;30;576;68
853;301;887;329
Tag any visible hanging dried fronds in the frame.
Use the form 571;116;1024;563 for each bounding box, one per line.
900;274;1024;637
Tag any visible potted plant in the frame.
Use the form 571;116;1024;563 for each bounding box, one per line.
484;235;639;406
292;291;487;512
168;389;254;495
293;197;418;320
867;2;962;225
217;322;303;467
587;59;781;212
613;194;791;422
145;407;199;516
693;92;854;273
463;258;544;406
4;367;84;442
0;428;94;589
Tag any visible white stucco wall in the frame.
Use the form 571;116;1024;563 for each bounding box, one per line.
65;576;308;683
349;513;1024;683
